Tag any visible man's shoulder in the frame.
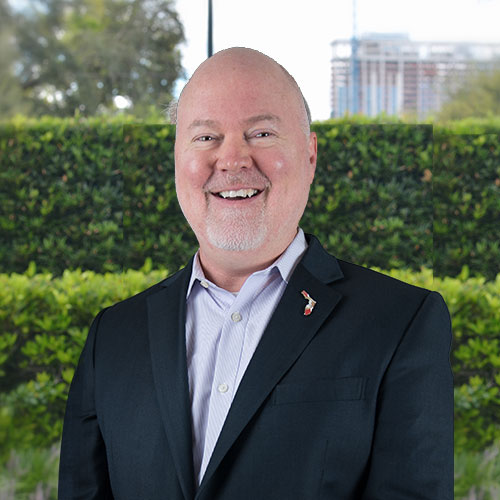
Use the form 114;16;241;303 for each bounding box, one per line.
101;264;190;319
331;257;446;320
325;257;451;343
337;258;429;296
303;234;431;300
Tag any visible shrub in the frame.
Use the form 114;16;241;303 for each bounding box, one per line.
433;134;500;280
0;266;499;462
2;442;499;499
0;445;59;500
1;117;499;279
0;262;165;461
454;440;500;500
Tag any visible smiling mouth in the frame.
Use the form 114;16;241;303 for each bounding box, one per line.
213;188;262;200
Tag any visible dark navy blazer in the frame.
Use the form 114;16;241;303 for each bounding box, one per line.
59;234;454;499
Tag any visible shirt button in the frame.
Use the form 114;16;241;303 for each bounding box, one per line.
200;280;209;289
218;383;229;393
231;311;242;322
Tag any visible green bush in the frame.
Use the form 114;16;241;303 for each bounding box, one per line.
0;262;165;462
0;446;59;500
0;266;498;462
0;116;127;274
1;441;498;499
454;440;500;500
1;116;499;279
433;134;500;280
305;124;433;272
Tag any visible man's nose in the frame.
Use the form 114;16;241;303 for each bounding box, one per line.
216;135;252;171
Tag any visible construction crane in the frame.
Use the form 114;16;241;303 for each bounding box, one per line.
350;0;359;114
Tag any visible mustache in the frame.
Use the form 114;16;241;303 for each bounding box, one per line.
203;170;271;193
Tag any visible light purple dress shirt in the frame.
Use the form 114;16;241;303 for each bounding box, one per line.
185;228;308;485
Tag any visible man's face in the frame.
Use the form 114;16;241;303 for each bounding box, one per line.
174;52;317;255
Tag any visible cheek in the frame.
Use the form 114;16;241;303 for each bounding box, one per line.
175;165;209;224
258;150;288;181
266;152;309;189
187;159;210;189
175;156;211;193
273;159;285;171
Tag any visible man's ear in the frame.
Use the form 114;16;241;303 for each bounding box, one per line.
308;132;318;183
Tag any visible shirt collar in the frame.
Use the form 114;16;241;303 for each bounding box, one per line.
186;228;308;298
270;227;308;283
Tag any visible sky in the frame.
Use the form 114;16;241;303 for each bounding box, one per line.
174;0;500;120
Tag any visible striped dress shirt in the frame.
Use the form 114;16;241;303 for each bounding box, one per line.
185;228;308;485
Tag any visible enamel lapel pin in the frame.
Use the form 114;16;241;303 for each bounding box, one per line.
301;290;316;316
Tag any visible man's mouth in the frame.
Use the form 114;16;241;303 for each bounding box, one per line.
213;188;262;200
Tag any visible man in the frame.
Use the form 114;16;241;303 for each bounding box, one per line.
59;48;453;499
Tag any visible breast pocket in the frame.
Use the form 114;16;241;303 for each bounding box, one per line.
273;376;367;405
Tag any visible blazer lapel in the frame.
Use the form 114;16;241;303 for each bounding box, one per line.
147;262;195;500
197;236;344;494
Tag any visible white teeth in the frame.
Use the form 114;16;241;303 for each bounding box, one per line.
218;188;259;199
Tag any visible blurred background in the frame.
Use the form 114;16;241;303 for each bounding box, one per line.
2;0;500;120
0;0;499;498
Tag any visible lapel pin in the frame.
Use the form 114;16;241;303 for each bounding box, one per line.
301;290;316;316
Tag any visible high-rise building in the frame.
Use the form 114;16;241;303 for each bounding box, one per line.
330;34;500;118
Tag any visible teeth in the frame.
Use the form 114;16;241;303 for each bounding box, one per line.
218;188;259;199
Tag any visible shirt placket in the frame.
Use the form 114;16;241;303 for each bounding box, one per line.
199;292;248;479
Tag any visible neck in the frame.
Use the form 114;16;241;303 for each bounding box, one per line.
197;231;298;292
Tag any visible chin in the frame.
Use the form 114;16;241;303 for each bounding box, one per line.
206;226;268;252
205;221;268;252
203;204;270;252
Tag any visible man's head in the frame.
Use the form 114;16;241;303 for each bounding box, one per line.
174;47;317;260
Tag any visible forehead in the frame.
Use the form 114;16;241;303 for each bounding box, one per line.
177;59;302;126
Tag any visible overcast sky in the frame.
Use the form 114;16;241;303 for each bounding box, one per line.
174;0;500;120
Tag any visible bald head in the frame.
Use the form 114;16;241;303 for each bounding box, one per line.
171;47;311;134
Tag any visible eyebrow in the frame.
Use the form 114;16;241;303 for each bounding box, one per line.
188;119;219;129
243;114;281;126
187;114;281;130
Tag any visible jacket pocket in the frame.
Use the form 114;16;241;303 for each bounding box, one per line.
273;376;367;405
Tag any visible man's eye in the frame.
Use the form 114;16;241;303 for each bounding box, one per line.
254;132;272;138
196;135;214;142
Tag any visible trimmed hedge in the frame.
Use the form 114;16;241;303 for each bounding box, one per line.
0;116;127;274
0;266;499;462
1;116;499;279
433;133;500;280
305;124;433;271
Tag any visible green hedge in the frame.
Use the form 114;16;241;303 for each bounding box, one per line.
0;266;498;462
1;116;499;279
304;124;433;271
2;442;500;500
454;440;500;500
0;262;163;462
433;133;500;280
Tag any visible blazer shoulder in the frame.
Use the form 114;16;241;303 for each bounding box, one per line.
104;264;191;318
333;259;451;353
336;258;433;302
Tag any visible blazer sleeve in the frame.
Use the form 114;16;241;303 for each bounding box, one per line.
361;291;454;500
58;308;114;499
